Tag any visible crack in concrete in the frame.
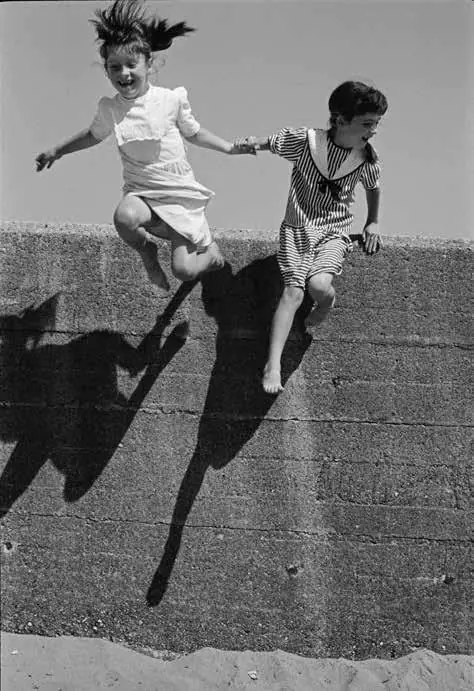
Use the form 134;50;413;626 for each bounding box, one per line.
2;510;470;543
0;326;471;349
0;401;471;428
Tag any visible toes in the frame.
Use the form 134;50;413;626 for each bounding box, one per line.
262;368;283;395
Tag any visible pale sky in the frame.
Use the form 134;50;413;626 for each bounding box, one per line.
0;0;472;239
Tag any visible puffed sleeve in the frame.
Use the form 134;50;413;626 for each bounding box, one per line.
174;87;200;138
90;97;114;141
360;161;381;190
268;127;307;163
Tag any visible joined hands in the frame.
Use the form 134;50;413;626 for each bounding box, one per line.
230;137;259;155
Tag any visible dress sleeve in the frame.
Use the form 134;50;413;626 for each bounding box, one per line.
174;87;201;138
268;127;307;163
360;161;381;190
89;98;114;141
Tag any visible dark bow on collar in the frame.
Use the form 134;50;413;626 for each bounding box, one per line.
317;179;346;201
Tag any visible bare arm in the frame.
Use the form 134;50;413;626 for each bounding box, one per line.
36;128;101;171
365;186;381;224
362;187;382;254
185;127;256;155
185;128;234;154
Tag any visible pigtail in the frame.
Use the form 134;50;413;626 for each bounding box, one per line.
144;17;195;52
365;141;379;164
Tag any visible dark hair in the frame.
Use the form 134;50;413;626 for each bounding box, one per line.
90;0;194;64
328;81;388;163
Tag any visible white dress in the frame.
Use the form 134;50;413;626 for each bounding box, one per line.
90;85;214;250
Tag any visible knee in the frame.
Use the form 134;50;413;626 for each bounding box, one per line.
113;202;141;231
308;274;334;301
282;286;305;308
171;260;199;283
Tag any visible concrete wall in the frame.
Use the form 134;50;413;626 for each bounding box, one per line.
0;221;472;659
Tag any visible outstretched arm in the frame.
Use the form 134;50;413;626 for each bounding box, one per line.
36;128;101;171
362;187;382;254
185;127;256;155
186;127;256;156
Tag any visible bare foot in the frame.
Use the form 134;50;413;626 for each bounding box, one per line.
304;296;335;327
262;364;284;394
139;242;170;291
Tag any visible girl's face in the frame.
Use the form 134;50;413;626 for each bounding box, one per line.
334;113;381;149
106;47;151;99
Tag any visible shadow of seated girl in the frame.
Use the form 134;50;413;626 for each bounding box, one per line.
147;257;312;605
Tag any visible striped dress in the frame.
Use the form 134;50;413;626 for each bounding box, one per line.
269;127;381;288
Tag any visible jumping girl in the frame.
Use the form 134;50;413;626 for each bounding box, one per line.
239;81;388;394
36;0;254;290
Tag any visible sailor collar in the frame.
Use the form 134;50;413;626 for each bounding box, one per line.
307;128;366;181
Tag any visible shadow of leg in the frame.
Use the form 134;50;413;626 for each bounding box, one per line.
146;451;208;607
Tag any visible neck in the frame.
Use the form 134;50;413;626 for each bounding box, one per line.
329;128;352;150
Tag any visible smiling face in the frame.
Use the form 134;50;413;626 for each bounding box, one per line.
333;113;382;149
105;46;151;99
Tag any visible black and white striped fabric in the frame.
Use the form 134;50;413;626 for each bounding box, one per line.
269;127;381;288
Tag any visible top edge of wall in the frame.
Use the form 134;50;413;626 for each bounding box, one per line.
0;220;472;249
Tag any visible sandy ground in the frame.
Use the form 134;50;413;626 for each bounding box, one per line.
1;632;472;691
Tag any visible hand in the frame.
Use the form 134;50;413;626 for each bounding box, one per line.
35;148;61;172
362;223;382;254
229;137;258;156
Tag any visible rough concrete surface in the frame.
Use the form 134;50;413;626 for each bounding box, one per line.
0;222;472;660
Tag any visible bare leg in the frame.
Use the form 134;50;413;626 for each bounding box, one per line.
305;272;335;327
113;195;169;291
169;229;225;282
139;242;170;291
263;286;304;394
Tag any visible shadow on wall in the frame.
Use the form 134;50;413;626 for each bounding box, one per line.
0;285;194;518
147;256;313;606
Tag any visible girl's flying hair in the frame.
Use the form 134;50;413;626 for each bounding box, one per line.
91;0;195;62
328;81;388;163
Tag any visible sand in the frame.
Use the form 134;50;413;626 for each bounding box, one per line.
1;632;472;691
